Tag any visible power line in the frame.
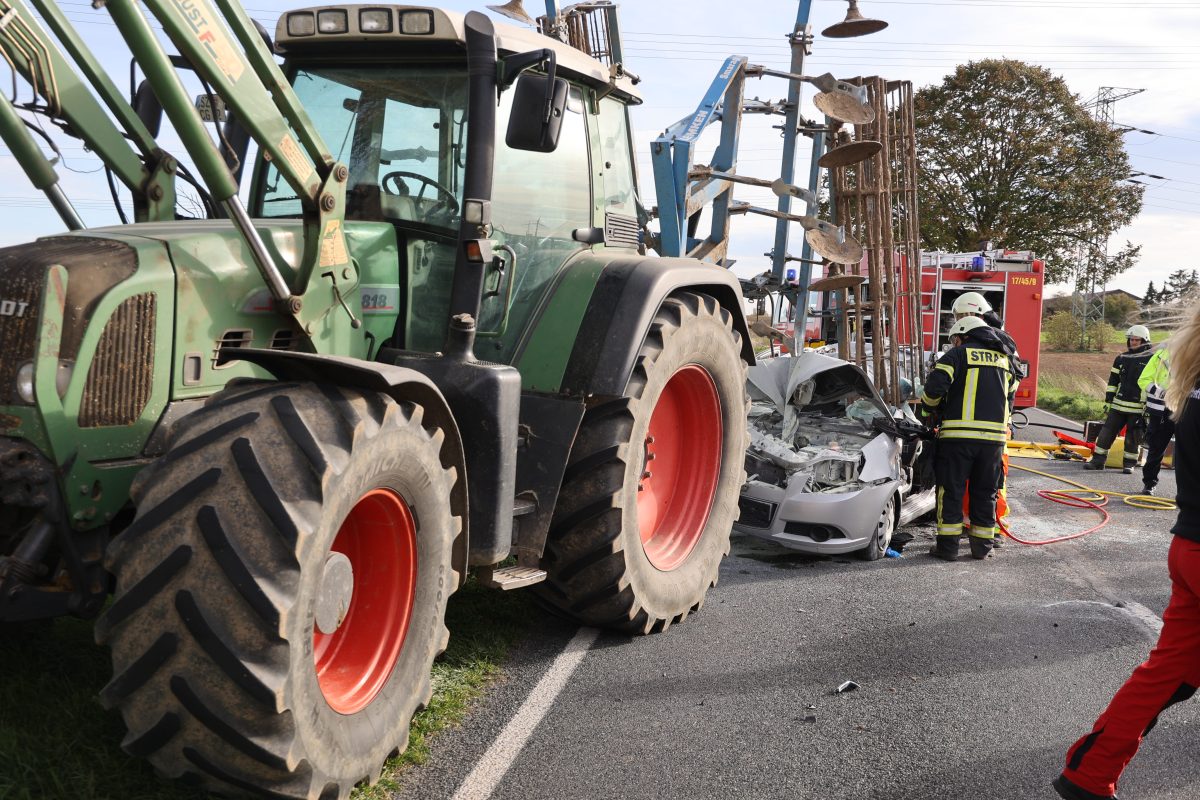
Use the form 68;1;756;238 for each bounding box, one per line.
828;0;1200;6
629;55;1197;71
628;31;1200;48
625;48;1200;65
624;37;1200;55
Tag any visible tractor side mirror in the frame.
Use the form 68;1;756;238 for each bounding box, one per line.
506;72;568;153
500;48;567;153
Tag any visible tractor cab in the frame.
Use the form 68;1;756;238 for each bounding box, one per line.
252;6;643;360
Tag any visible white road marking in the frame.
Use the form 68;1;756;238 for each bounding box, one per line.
1025;406;1085;428
1115;600;1165;634
450;626;600;800
1042;599;1165;635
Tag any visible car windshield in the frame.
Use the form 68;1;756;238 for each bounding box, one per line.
256;65;468;233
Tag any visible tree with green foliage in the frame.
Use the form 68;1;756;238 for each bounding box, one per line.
1043;311;1115;352
1143;281;1158;307
1160;269;1198;304
1104;293;1138;328
914;59;1144;285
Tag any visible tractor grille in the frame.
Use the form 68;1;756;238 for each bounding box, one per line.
79;293;156;428
0;261;45;406
0;238;137;406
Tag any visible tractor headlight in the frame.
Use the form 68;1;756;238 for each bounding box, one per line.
16;361;34;403
285;12;315;36
359;9;393;33
317;9;349;34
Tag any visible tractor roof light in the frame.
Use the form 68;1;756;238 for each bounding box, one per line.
286;12;316;36
317;9;349;34
359;8;393;33
399;10;434;35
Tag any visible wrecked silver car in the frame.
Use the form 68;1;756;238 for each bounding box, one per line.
734;353;935;559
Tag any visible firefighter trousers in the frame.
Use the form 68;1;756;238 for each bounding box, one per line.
1094;409;1143;467
1060;536;1200;798
935;440;1004;541
964;450;1010;521
1143;411;1176;488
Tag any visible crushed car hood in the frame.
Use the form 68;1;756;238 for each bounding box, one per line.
745;352;901;492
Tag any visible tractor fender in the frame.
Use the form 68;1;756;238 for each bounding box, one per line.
560;257;754;398
222;348;470;586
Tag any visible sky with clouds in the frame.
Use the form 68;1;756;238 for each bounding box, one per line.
6;0;1199;299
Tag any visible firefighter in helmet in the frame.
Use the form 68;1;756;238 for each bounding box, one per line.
921;315;1020;561
950;292;1020;544
951;291;1019;357
1085;325;1155;473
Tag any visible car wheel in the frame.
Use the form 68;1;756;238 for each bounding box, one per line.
858;492;897;561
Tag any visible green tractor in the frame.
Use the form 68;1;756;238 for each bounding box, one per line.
0;2;751;796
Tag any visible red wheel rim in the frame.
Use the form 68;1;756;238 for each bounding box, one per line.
314;488;417;715
637;364;723;571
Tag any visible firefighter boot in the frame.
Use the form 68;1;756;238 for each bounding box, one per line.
1083;453;1106;471
929;535;959;561
969;536;992;560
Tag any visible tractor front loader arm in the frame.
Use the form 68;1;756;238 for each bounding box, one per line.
0;0;176;221
102;0;359;354
0;92;83;230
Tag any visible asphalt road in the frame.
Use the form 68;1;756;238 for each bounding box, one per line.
392;408;1193;800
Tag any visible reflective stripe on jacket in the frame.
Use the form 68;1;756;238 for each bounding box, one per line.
1138;346;1171;415
1105;343;1154;414
921;327;1017;444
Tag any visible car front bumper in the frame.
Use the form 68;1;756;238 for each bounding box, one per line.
734;479;899;554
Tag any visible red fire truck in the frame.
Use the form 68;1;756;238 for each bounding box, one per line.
907;249;1045;408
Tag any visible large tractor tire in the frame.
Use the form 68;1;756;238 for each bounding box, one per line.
539;292;749;634
95;381;460;799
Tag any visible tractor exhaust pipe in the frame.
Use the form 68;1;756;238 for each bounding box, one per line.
445;11;498;353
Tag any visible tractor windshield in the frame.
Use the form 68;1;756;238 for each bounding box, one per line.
256;64;468;233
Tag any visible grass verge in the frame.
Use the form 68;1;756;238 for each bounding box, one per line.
1035;387;1107;424
0;578;534;800
354;580;534;798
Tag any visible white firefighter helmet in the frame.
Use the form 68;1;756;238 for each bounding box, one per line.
951;291;991;316
1126;324;1150;341
948;315;988;338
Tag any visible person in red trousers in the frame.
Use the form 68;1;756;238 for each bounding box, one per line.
1054;301;1200;800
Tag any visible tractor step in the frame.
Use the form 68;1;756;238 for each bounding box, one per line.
478;565;547;590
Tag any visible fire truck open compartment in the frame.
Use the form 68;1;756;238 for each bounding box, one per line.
916;249;1045;408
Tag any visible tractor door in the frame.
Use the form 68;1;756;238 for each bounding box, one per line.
476;83;594;359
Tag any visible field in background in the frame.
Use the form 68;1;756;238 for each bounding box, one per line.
1036;343;1127;422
